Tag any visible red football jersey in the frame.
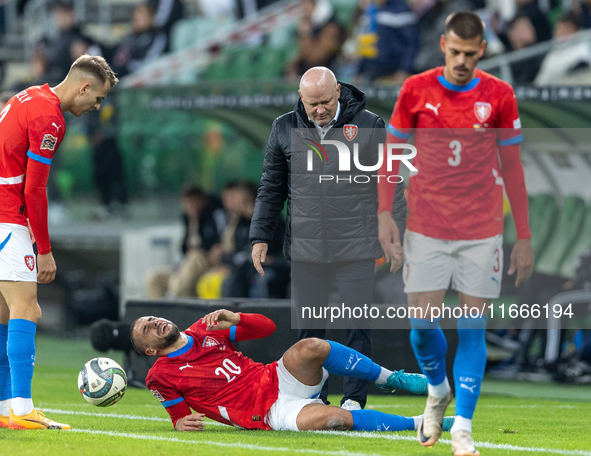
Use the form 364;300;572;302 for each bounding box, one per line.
388;67;522;240
0;85;65;227
146;314;278;430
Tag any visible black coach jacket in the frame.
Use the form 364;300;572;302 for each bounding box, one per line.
249;82;406;263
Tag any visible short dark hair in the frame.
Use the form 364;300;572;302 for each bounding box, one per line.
557;11;582;30
52;0;74;12
224;180;258;204
70;54;118;87
129;318;145;355
445;12;486;42
181;184;206;200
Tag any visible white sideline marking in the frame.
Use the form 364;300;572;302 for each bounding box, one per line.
311;431;591;456
370;404;580;410
71;429;373;456
49;408;591;456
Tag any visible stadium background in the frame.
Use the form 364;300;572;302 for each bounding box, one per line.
1;0;591;453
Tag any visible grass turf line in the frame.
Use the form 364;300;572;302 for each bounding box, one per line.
0;335;589;455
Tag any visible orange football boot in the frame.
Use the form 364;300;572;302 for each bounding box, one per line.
8;409;71;430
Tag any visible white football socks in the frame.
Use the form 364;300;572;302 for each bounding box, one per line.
11;397;34;416
413;415;423;431
428;377;451;398
375;367;393;385
451;415;472;434
0;399;10;416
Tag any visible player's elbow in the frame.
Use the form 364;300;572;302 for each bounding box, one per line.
263;319;276;337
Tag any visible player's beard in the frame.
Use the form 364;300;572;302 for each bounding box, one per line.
156;323;181;350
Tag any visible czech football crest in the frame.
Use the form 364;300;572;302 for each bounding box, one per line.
24;255;35;271
474;102;492;123
202;336;220;348
343;125;358;141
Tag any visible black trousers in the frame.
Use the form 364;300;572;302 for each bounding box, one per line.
292;260;375;408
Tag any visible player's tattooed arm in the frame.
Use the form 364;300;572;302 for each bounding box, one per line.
175;413;206;432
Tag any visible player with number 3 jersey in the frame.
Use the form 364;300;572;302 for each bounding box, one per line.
377;12;534;456
0;55;117;430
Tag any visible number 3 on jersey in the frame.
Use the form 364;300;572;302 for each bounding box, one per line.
215;359;242;383
448;140;461;167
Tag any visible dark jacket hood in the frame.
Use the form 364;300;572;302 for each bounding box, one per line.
295;81;367;127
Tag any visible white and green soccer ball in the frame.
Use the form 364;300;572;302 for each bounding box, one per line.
78;357;127;407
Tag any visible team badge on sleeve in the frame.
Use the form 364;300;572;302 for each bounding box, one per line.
40;134;58;151
474;102;492;123
24;255;35;271
150;389;165;402
513;118;521;130
343;125;358;141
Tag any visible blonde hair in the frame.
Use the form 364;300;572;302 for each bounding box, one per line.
70;54;118;87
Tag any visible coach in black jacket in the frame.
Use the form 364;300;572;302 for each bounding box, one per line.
249;67;405;409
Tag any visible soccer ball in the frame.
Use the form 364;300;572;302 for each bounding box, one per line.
78;357;127;407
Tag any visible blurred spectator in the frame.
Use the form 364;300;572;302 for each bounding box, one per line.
535;12;591;86
286;0;346;78
412;0;473;73
112;3;168;78
515;0;551;43
505;14;543;83
38;1;95;85
576;0;591;29
148;0;184;41
235;0;276;19
12;49;49;93
146;186;226;298
88;101;129;217
218;181;287;298
198;0;236;18
355;0;419;83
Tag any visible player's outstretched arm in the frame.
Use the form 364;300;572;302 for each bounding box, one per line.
175;412;206;432
202;309;240;331
200;310;276;340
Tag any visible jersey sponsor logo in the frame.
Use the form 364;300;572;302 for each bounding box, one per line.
425;103;440;116
202;336;220;348
24;255;35;271
52;122;62;132
150;389;165;402
179;363;193;371
513;118;521;130
343;124;358;141
474;102;492;123
40;134;58;151
252;415;261;421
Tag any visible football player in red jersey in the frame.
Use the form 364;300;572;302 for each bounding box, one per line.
0;55;117;430
132;309;456;433
377;12;534;456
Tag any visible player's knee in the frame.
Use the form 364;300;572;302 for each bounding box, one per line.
325;412;348;431
296;338;329;361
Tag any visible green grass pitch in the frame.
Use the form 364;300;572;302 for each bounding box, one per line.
1;335;590;456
